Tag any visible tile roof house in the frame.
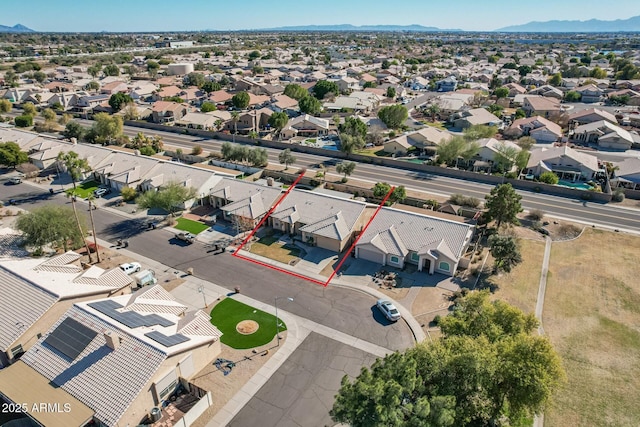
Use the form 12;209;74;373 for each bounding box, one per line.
452;108;503;129
269;190;370;252
0;252;133;368
522;96;562;118
574;84;605;103
611;157;640;190
571;120;634;151
471;138;522;171
209;178;283;229
355;208;475;276
280;114;330;139
567;108;618;125
151;100;192;124
526;146;601;181
383;126;453;155
504;115;563;143
100;80;129;95
13;286;222;427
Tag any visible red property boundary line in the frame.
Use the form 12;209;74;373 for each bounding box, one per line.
232;173;393;288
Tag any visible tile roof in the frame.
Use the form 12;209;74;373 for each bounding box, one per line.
210;177;282;207
221;193;267;220
527;145;600;172
0;228;28;258
300;211;351;240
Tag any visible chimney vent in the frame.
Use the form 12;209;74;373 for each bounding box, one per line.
104;330;120;350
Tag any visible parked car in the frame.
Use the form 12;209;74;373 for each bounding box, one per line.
119;262;142;275
376;299;401;322
94;187;111;198
175;232;196;244
8;177;22;184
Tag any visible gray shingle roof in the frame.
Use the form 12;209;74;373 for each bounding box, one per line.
21;306;167;427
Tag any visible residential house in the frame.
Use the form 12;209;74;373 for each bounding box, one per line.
522;96;562;118
156;85;183;100
7;286;222;427
452;108;503;129
208;90;233;105
355;208;474;276
575;84;605;103
571;120;634;150
48;91;83;110
334;76;361;92
526;145;600;182
383;126;453;155
100;80;128;95
607;89;640;106
175;112;218;130
228;108;273;134
611;157;640;190
269;190;369;252
0;252;133;368
504;116;563;143
528;85;564;100
567;108;617;125
504;82;527;97
269;94;299;115
436;75;458;92
75;94;110;111
280;114;330;139
470;138;522;171
151;101;191;124
129;82;159;101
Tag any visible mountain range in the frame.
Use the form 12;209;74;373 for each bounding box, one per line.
255;24;462;32
0;24;35;33
496;15;640;32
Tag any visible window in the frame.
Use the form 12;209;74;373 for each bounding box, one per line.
390;256;399;264
411;253;419;261
439;262;450;272
10;344;23;358
159;380;178;400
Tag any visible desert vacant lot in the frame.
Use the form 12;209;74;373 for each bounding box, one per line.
544;228;640;427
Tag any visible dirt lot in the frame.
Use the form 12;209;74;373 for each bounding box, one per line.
543;228;640;427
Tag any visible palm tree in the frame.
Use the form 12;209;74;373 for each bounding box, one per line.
231;111;240;143
426;104;440;122
86;194;101;263
67;192;92;263
57;151;91;190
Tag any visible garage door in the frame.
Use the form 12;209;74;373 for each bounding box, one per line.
357;247;384;264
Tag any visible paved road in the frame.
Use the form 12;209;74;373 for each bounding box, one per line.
1;183;414;352
229;333;377;427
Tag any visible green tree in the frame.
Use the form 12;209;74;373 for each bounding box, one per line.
564;91;581;102
589;66;607;79
494;86;509;98
201;81;222;94
248;50;261;60
284;83;309;100
0;99;13;113
126;132;163;154
518;65;532;76
339;133;365;156
426;104;440;122
231;111;240;141
339;116;367;139
517;136;535;150
108;93;133;112
136;181;197;216
299;96;322;115
32;71;47;83
62;121;84;141
539;171;559;185
103;64;120;76
514;108;526;119
436;136;466;166
231;91;250;109
484;183;523;228
123;103;139;120
146;60;160;78
87;65;101;79
312;80;339;100
92;112;123;144
120;186;137;201
22;102;37;116
278;148;296;170
86;81;100;91
185;72;206;87
373;182;392;199
363;81;377;89
463;124;497;141
251;65;264;75
493;144;521;172
548;73;563;86
268;111;289;136
200;102;217;113
14;115;33;127
0;142;28;168
488;234;523;273
378;104;408;129
41;108;56;121
386;86;396;98
57;151;91;190
15;205;87;252
247;147;268;167
390;185;407;204
164;96;184;103
336;161;356;181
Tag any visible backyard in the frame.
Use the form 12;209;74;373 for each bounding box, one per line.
247;235;301;264
66;180;100;198
175;217;210;235
543;229;640;427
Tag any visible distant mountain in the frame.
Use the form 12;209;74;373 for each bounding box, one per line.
255;24;461;32
496;15;640;32
0;23;35;33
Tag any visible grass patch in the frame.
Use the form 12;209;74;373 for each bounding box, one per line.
356;147;391;157
249;236;301;264
175;217;210;235
66;180;99;198
543;229;640;427
210;298;285;349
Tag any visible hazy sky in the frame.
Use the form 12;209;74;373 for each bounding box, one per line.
4;0;640;32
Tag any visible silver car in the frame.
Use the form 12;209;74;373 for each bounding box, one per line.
376;299;401;322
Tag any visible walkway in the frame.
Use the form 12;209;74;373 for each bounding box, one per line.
533;235;552;427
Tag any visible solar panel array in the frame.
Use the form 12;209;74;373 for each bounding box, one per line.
43;317;98;360
88;300;175;329
144;331;189;347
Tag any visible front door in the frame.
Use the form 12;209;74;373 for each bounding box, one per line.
423;258;431;273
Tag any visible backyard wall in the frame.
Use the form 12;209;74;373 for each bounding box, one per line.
174;391;213;427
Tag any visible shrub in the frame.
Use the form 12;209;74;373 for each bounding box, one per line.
14;115;33;127
612;188;625;202
120;186;137;201
432;315;442;326
558;223;581;239
448;193;481;208
192;145;203;155
527;209;545;221
538;171;559;185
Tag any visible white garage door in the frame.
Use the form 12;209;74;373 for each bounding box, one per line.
357;247;384;264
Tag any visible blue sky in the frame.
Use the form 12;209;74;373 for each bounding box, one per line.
4;0;640;32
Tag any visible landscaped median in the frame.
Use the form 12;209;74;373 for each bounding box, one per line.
210;297;286;349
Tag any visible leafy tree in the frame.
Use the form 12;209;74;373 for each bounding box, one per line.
92;112;123;144
436;136;477;166
85;194;101;262
339;116;367;139
231;111;240;139
0;142;28;168
514;108;526;120
164;96;184;103
463;124;497;141
57;151;91;189
518;65;532;76
312;80;339;100
185;72;205;87
103;64;120;76
120;186;137;201
42;108;57;122
251;65;264;75
339;133;365;156
248;50;261;60
200;102;217;113
373;182;392;199
378;104;408;129
201;81;222;94
494;86;509;98
122;103;139;120
231;91;250;109
278;148;296;170
488;234;523;273
336;161;356;181
108;93;133;112
299;96;322;115
487;104;504;115
268;111;289;135
484;183;523;228
426;104;440;121
22;102;37;116
59;113;72;126
493;144;520;172
14;115;33;127
381;59;391;69
136;181;197;216
0;99;13;113
32;71;47;83
283;83;309;100
363;81;377;89
87;65;101;79
517;136;535;150
589;66;607;79
126;132;163;154
146;60;160;77
386;86;396;98
548;72;563;86
564;91;581;102
247;147;268;167
15;205;87;252
390;185;407;204
539;171;559;185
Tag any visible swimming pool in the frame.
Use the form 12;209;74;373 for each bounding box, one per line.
557;180;593;190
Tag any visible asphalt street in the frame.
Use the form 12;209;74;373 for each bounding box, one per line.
1;183;414;352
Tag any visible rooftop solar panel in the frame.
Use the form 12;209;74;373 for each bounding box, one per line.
43;317;98;360
144;331;189;347
88;300;175;329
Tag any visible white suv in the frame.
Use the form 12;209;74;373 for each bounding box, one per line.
119;262;142;275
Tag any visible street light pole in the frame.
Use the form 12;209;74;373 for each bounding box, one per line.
197;286;207;309
274;296;293;346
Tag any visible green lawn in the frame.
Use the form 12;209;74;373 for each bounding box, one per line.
175;217;210;234
210;298;286;349
66;180;99;198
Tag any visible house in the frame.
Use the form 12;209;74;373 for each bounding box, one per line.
151;101;191;124
280;114;330;139
208;89;233;105
269;190;369;252
526;145;600;182
209;178;283;231
504;116;563;143
452;108;503;129
567;108;617;125
100;80;128;95
48;91;82;110
6;286;222;427
228;108;273;134
528;85;564;100
504;82;527;97
611;157;640;190
607;89;640;106
355;208;474;276
175;112;218;130
0;252;133;368
334;76;361;92
470;138;522;171
571;120;634;151
522;96;562;118
269;94;299;115
75;93;110;111
436;75;458;92
383;126;453;155
574;84;605;103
